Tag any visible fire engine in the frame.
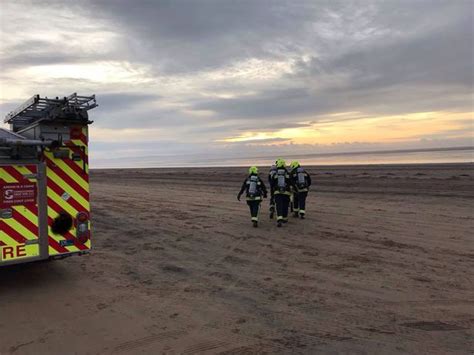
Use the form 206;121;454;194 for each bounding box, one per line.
0;94;97;266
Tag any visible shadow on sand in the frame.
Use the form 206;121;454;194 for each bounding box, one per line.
0;260;70;293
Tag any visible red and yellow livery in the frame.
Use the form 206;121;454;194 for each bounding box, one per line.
0;94;97;266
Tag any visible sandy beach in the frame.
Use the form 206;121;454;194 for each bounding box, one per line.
1;163;473;354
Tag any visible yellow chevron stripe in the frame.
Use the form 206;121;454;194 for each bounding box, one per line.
46;168;89;209
72;160;89;174
12;205;38;227
72;139;86;147
14;165;37;182
72;155;89;174
0;168;18;183
12;206;39;229
44;152;89;192
48;245;80;254
51;143;90;174
81;142;91;252
0;222;13;245
72;127;89;147
4;218;36;240
47;225;81;254
47;191;80;223
0;231;10;246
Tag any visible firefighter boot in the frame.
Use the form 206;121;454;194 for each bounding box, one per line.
277;216;283;227
251;215;259;227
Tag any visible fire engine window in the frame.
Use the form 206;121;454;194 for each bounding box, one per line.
51;212;73;235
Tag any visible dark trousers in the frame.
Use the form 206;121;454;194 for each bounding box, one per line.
275;194;290;221
247;200;261;221
296;191;308;215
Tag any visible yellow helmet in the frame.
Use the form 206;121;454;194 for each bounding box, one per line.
276;158;286;168
248;166;258;175
290;161;300;169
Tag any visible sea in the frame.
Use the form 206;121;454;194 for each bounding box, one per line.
94;146;474;168
212;146;474;167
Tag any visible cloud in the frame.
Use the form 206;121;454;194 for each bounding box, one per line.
0;0;472;166
98;93;161;111
84;0;320;74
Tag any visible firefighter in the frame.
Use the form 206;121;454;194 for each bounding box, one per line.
237;166;267;227
290;161;312;219
289;161;300;217
270;159;294;227
268;163;277;219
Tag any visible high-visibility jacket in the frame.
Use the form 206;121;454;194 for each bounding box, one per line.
238;174;268;201
290;167;312;192
270;168;294;195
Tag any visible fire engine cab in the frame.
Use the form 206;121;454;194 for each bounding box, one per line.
0;93;97;266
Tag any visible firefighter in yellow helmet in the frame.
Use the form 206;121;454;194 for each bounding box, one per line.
290;161;312;218
237;166;267;227
269;159;295;227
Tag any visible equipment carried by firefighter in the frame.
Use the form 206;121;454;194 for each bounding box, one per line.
0;93;98;266
276;169;288;192
248;175;259;197
296;167;308;189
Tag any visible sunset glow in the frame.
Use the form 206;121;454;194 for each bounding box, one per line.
222;111;473;145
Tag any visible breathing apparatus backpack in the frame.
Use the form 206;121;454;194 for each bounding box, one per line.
269;166;277;179
247;175;260;197
296;167;308;189
276;169;287;192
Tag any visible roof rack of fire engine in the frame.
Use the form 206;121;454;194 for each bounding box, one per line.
4;93;97;131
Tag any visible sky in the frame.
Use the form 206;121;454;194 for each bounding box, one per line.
0;0;473;167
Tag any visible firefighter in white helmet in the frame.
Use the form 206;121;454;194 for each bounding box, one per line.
237;166;267;227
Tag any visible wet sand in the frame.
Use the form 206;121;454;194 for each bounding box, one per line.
1;163;473;354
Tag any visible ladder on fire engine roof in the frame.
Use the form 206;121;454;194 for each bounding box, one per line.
4;93;98;127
